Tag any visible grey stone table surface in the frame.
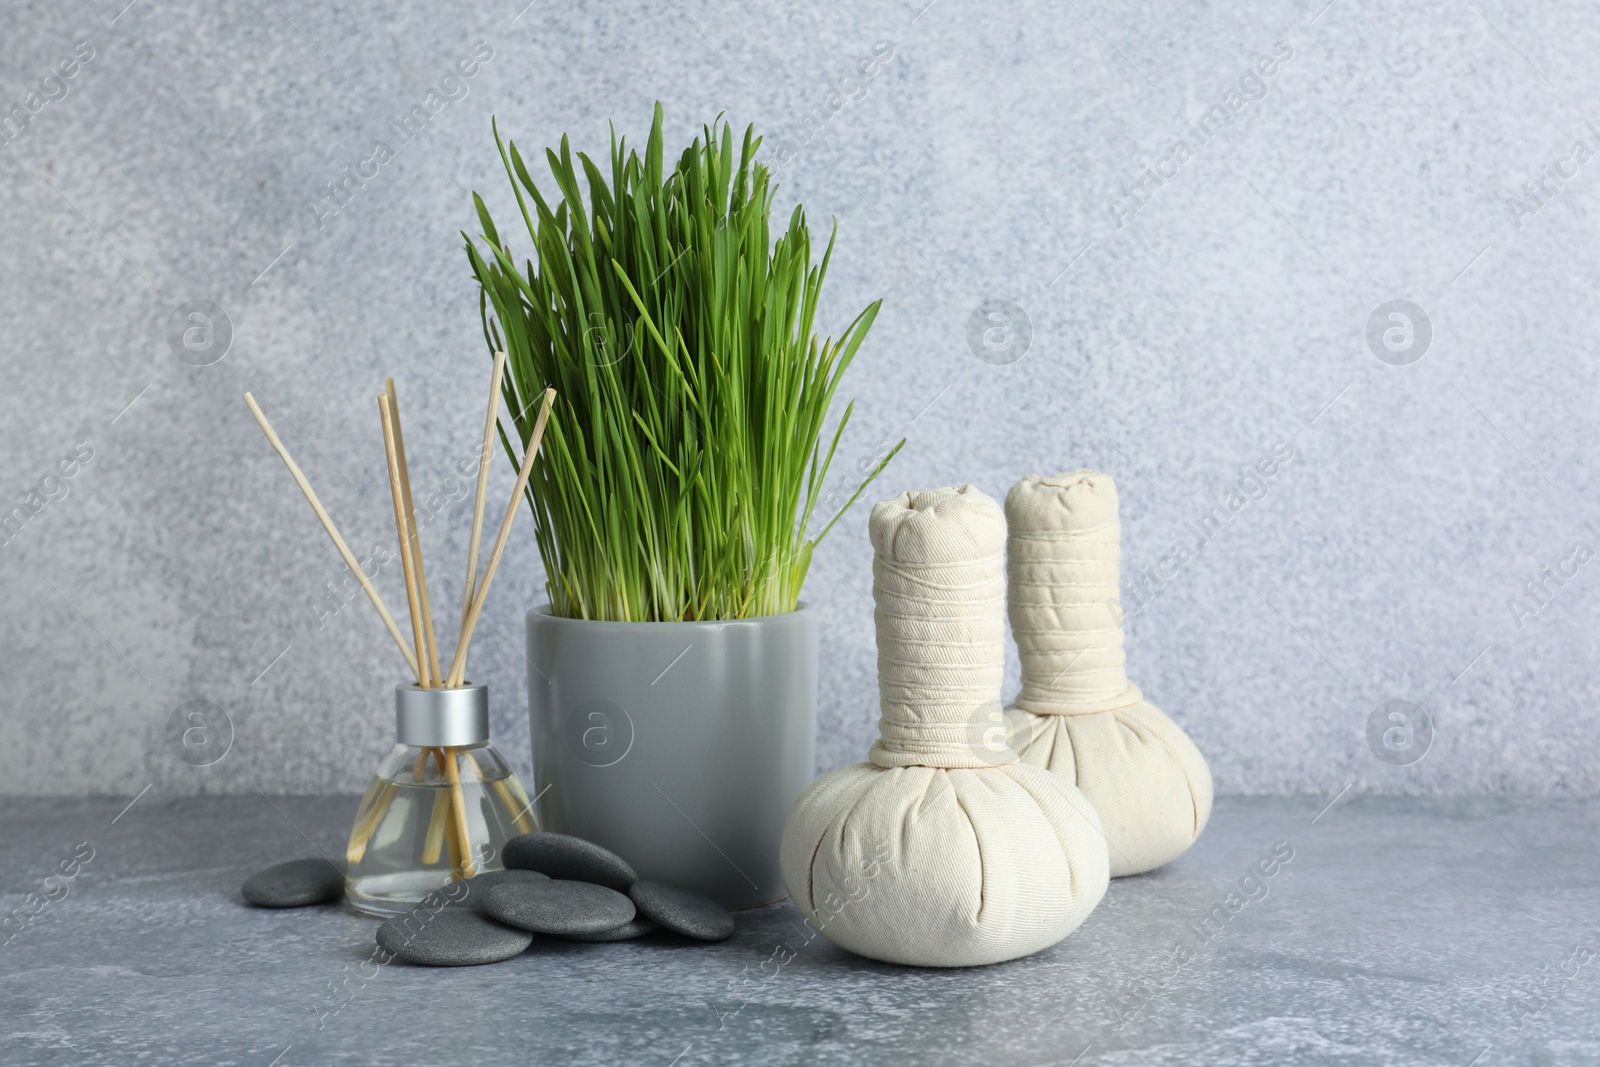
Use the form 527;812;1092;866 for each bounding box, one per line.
2;795;1596;1067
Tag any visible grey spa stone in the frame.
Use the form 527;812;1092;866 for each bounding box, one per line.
448;868;550;915
628;879;735;942
502;832;638;892
485;878;636;935
376;905;533;967
240;858;344;908
559;916;660;942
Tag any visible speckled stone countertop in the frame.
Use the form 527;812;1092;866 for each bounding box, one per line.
2;795;1596;1066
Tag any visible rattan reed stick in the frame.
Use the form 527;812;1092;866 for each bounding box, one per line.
441;747;475;877
386;380;443;687
459;351;507;648
378;392;428;686
445;387;555;687
243;393;419;679
462;747;533;833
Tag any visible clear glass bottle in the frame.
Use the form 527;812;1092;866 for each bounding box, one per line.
344;684;537;917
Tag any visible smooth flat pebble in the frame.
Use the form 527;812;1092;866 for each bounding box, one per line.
241;858;344;908
502;832;637;892
629;880;735;941
376;906;533;966
558;916;659;942
448;868;550;915
485;878;636;935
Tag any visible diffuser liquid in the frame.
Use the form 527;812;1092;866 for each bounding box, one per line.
344;744;535;917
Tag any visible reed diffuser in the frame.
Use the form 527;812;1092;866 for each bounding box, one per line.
244;358;556;916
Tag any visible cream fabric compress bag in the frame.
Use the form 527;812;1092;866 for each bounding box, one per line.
1005;470;1212;877
780;486;1109;967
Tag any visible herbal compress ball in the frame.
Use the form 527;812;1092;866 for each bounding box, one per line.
779;486;1109;968
1005;471;1212;877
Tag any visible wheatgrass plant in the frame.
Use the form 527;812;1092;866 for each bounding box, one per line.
465;104;900;622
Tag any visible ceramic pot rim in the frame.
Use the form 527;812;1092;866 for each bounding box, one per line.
527;601;813;631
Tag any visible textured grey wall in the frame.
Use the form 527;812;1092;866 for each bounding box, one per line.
2;0;1596;798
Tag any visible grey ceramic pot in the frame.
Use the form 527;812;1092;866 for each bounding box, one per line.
526;603;817;910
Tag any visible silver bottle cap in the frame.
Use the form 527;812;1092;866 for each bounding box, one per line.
394;684;489;746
